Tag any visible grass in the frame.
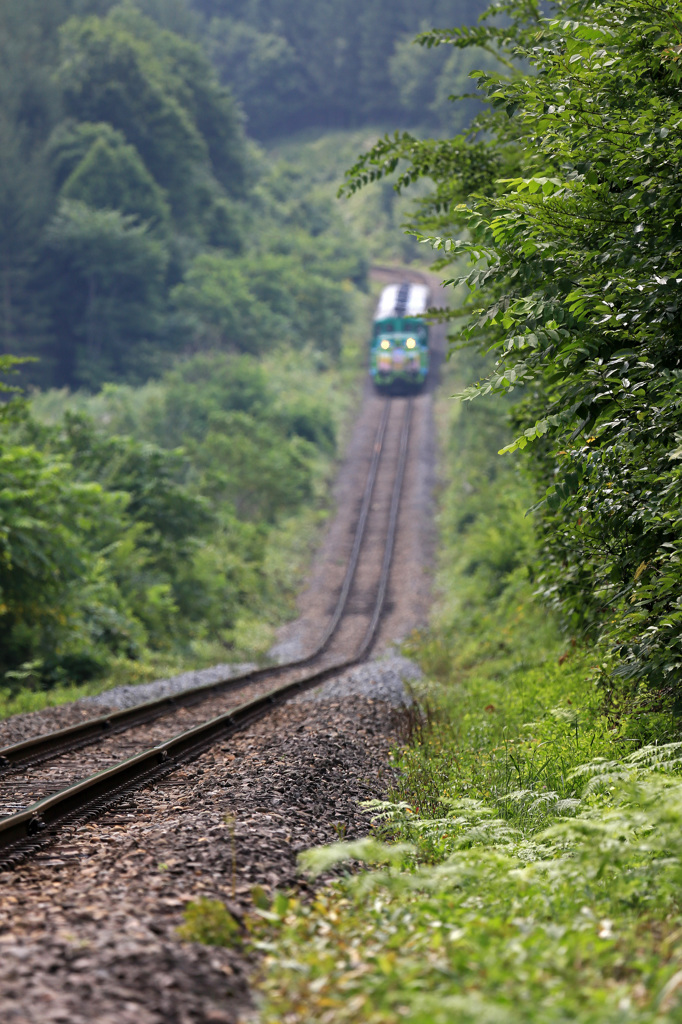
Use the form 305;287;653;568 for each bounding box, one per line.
0;651;210;719
231;346;682;1022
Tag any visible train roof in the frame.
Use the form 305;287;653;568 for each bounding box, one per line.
374;282;430;321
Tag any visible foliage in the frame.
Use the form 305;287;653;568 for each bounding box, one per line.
254;753;682;1023
342;0;682;704
266;131;432;267
44;200;169;387
178;899;243;946
0;0;489;390
204;16;307;139
11;326;363;702
60;130;171;229
194;0;490;138
0;1;370;391
57;6;238;215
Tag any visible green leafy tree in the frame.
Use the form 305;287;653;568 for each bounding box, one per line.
0;360;140;682
132;0;202;36
44;199;169;386
389;30;492;131
195;411;315;522
138;352;271;447
56;6;247;222
0;2;60;361
55;412;216;631
49;120;134;189
170;252;284;354
196;0;490;135
0;118;53;362
61;134;171;229
57;10;204;218
344;0;682;702
141;9;247;197
206;18;307;138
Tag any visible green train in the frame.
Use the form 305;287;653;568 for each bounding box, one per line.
370;282;430;391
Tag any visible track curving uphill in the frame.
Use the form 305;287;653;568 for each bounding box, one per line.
0;397;415;867
0;265;445;870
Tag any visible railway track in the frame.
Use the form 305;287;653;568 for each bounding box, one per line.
0;396;413;868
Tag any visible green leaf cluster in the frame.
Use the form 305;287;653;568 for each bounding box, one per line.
0;337;356;697
343;0;682;702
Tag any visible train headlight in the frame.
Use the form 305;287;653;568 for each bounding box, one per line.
380;339;391;350
406;337;416;349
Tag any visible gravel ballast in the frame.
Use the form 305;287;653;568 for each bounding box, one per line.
0;671;413;1024
85;663;258;712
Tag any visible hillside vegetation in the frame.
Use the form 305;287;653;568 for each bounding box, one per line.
0;338;361;715
0;1;492;706
1;0;376;390
0;0;427;705
189;0;489;138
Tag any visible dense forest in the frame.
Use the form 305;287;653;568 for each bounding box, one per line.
0;0;491;697
0;0;376;391
189;0;488;137
0;0;488;393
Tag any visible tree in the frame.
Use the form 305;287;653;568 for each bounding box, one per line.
61;134;171;229
144;10;248;197
357;1;411;120
57;10;205;220
0;396;137;683
344;0;682;701
194;410;315;522
196;0;491;135
0;1;60;362
206;18;308;138
389;30;492;131
0;118;53;361
44;200;168;386
170;251;283;354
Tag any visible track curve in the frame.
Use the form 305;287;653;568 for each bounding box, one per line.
0;397;414;866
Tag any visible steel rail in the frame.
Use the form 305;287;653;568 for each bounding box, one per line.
0;400;392;775
0;398;413;867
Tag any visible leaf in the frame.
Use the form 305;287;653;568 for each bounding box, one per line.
298;839;415;877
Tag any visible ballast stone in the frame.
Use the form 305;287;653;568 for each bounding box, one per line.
294;654;420;707
84;663;257;711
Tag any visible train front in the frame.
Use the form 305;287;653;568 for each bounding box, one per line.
370;283;430;392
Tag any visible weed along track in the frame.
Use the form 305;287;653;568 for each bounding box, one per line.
0;397;414;868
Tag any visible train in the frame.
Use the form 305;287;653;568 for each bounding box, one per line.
370;282;430;392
